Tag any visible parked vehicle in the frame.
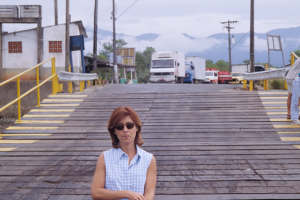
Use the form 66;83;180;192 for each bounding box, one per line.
232;64;265;73
229;72;244;84
232;64;249;73
149;51;185;83
183;57;206;83
203;68;232;84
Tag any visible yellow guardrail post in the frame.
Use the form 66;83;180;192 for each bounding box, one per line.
52;57;57;95
291;53;295;66
249;81;253;91
36;67;40;107
264;63;269;91
243;80;247;89
87;80;90;87
17;77;21;121
68;65;72;93
80;81;84;92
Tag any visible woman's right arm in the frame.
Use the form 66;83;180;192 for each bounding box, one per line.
91;153;146;200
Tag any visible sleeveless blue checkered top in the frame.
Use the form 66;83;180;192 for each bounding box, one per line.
103;145;153;199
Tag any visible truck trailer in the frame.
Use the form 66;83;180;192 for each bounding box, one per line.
149;51;185;83
183;56;206;83
204;68;232;84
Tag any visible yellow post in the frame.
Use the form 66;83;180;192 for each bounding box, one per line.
264;63;269;91
68;65;72;93
17;77;21;122
291;54;295;66
80;81;84;92
243;80;247;89
36;67;40;107
52;57;57;95
249;81;253;91
87;80;90;87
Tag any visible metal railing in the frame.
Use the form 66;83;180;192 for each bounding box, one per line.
243;52;299;91
0;57;59;121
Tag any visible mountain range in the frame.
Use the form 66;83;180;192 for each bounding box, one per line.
85;26;300;67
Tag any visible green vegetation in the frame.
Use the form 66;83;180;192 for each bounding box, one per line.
293;47;300;57
243;60;250;64
270;79;285;90
206;59;229;71
88;39;155;83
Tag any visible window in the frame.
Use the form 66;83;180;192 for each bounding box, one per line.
151;59;174;68
49;41;62;53
8;41;22;53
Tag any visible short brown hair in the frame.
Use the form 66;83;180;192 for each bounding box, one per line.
107;107;144;148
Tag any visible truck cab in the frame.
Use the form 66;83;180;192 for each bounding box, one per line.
149;51;185;83
183;63;194;83
203;70;218;84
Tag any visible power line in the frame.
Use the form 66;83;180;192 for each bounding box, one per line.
231;30;250;50
117;0;139;20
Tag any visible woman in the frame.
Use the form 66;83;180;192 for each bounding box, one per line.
91;107;157;200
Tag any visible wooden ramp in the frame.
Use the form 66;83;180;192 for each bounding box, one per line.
0;84;300;199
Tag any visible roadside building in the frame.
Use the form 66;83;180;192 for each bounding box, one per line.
1;21;87;80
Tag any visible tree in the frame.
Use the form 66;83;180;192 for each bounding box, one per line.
99;39;128;60
214;60;229;71
135;47;156;83
243;60;250;64
206;59;214;69
292;47;300;59
143;47;155;68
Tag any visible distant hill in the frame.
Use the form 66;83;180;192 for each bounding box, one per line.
85;26;300;67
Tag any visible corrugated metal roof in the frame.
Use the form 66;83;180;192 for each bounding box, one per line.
2;20;88;38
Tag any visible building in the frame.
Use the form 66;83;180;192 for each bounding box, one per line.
1;21;87;81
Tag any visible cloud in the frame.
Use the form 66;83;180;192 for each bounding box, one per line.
120;34;226;54
238;36;268;52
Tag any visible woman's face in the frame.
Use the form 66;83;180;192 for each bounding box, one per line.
114;115;138;147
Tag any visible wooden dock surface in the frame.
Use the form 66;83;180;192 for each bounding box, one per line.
0;84;300;199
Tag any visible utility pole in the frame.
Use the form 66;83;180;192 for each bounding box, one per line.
220;20;238;72
112;0;118;84
65;0;70;72
54;0;58;25
93;0;98;78
250;0;255;73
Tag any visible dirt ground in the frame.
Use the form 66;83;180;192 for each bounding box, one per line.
0;118;16;134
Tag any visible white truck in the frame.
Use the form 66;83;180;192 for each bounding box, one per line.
184;56;206;83
232;64;250;73
149;51;185;83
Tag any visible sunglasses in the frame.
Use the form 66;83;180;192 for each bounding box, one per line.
115;122;136;131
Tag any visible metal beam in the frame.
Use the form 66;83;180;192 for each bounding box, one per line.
0;23;2;82
250;0;255;73
65;0;70;72
0;18;39;23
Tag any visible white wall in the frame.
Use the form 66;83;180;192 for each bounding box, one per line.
3;23;83;72
3;29;37;69
43;23;82;73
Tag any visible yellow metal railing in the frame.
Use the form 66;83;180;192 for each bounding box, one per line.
0;57;59;121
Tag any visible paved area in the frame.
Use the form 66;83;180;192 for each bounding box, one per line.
0;84;300;199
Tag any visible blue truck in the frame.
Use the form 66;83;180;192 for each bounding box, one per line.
183;63;194;83
183;57;206;83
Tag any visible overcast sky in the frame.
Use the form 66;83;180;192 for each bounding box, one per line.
1;0;300;55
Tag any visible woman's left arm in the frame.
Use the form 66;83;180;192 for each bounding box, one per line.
144;156;157;200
